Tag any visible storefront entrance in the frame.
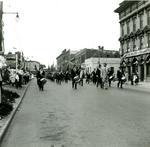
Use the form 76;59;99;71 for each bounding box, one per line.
146;63;150;77
140;64;144;81
132;58;138;74
127;66;131;80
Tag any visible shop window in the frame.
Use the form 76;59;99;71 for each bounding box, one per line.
146;63;150;77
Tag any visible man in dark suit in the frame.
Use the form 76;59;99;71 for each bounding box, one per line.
117;67;124;88
96;64;103;88
36;67;45;91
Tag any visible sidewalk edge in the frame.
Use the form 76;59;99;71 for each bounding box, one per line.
0;80;31;144
111;82;150;93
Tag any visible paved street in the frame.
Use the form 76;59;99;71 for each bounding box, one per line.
1;79;150;147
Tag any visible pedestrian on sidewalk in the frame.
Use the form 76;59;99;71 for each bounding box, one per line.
107;68;114;87
15;72;19;89
117;67;125;88
133;71;139;85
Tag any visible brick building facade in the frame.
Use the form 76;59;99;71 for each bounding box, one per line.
115;0;150;81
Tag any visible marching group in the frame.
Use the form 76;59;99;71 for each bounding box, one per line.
46;63;139;90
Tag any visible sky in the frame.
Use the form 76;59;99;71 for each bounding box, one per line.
2;0;122;67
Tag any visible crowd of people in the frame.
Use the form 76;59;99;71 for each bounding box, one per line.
45;63;139;90
1;67;31;89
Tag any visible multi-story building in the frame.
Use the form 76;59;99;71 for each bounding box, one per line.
70;48;119;67
115;0;150;81
56;49;78;72
25;60;40;73
56;48;120;72
5;52;25;69
85;57;120;75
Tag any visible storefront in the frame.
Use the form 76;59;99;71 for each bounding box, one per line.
139;58;145;81
146;55;150;81
120;48;150;82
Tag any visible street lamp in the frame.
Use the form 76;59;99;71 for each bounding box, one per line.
0;2;19;103
2;12;19;19
1;10;20;53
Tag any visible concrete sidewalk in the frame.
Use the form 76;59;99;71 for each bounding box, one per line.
0;82;31;144
112;81;150;93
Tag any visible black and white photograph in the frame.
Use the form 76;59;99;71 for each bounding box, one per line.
0;0;150;146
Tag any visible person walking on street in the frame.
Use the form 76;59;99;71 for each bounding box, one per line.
71;67;77;89
96;65;103;88
79;68;84;86
92;68;97;85
107;68;114;87
86;71;90;84
36;67;45;91
101;63;109;90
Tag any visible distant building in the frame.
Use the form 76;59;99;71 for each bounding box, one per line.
71;48;120;67
56;49;78;72
56;48;120;72
5;52;25;69
25;60;40;73
70;48;100;66
85;57;120;75
115;0;150;81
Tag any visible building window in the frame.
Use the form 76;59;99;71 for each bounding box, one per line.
121;23;124;36
127;41;129;53
133;39;136;51
121;43;124;55
133;17;136;32
126;8;130;15
127;20;130;34
147;9;150;25
139;37;143;49
148;33;150;48
139;14;143;29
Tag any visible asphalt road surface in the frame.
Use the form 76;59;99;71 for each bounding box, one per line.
1;79;150;147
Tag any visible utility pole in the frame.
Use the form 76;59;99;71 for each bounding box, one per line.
0;1;4;55
0;1;3;104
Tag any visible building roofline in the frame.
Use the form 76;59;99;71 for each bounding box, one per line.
25;60;40;64
114;1;138;13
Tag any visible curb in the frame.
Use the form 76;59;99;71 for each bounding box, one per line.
111;82;150;93
0;80;32;144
